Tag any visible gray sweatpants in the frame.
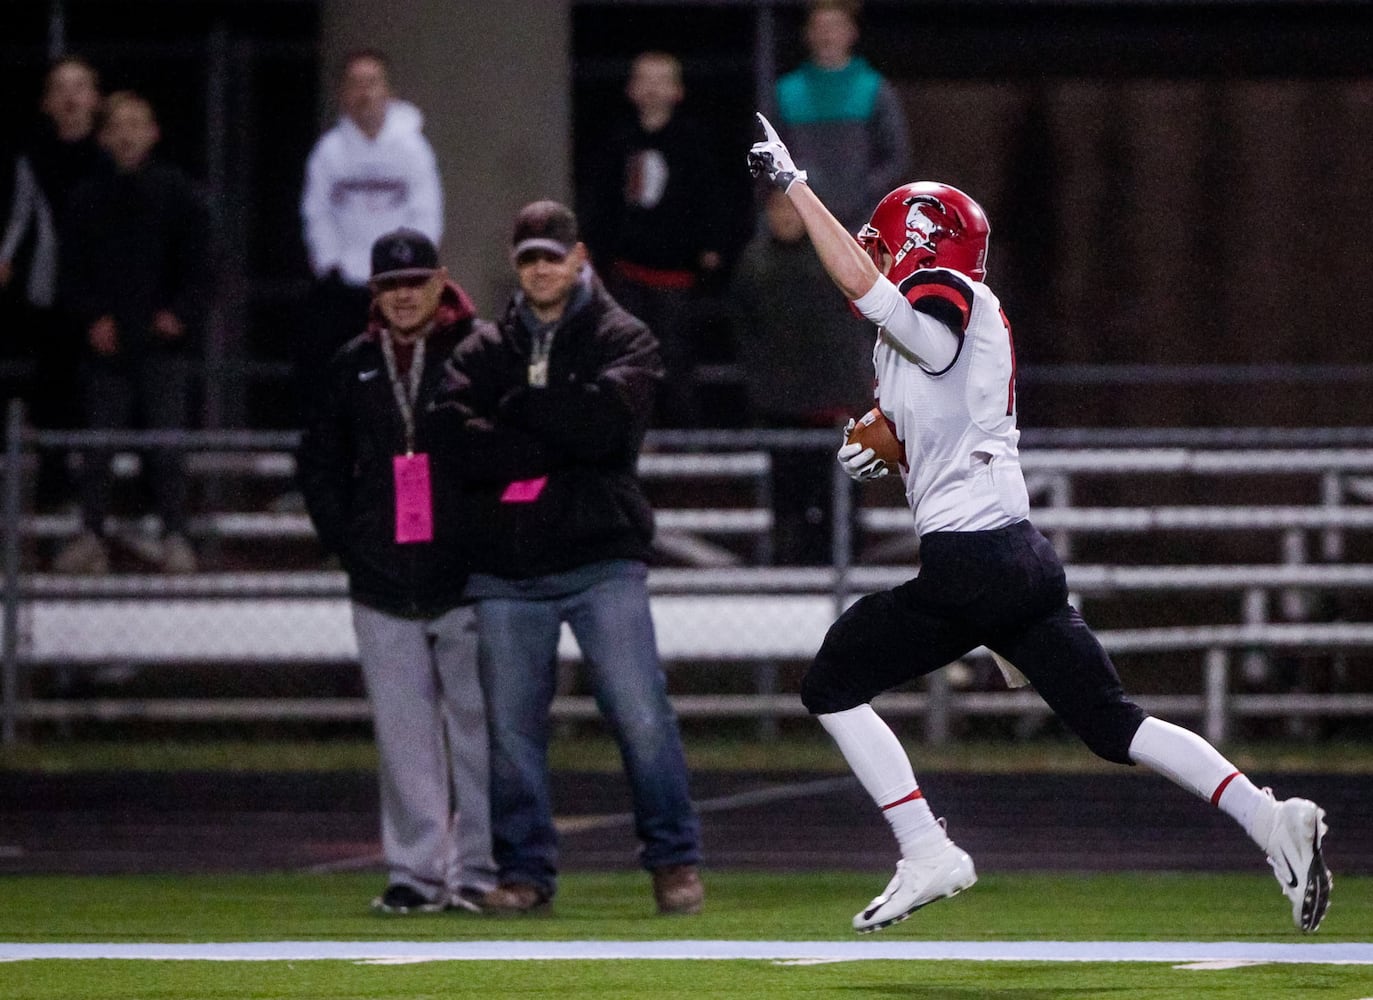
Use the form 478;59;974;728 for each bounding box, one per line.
351;602;496;899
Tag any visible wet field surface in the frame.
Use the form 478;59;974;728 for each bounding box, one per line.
3;769;1369;877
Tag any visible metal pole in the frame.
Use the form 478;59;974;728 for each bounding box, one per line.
47;0;66;58
830;442;853;620
203;19;230;432
1321;471;1343;561
1204;647;1230;747
753;4;783;744
199;19;235;568
3;399;27;744
1240;586;1269;687
1281;527;1309;621
754;1;776;117
926;671;950;746
754;449;777;740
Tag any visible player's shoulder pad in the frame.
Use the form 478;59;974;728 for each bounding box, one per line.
896;267;975;333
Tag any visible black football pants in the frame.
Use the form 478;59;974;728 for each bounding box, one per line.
801;519;1147;764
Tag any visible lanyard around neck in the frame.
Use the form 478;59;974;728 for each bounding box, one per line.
379;331;426;455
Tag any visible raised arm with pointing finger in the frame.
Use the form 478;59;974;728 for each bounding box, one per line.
748;112;877;302
748;112;949;483
750;113;886;482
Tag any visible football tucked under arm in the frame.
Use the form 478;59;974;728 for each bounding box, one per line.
838;407;902;482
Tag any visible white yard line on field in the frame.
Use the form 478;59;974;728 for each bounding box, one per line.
1;940;1371;964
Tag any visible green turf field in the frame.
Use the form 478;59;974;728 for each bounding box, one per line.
4;736;1371;996
3;871;1371;998
9;957;1373;1000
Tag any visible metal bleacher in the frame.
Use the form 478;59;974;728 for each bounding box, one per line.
5;408;1373;745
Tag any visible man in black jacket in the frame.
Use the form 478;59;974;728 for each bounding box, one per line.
0;56;106;515
298;229;496;915
439;200;703;916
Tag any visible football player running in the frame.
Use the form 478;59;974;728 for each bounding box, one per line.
747;112;1332;934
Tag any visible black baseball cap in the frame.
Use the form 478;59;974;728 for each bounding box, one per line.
370;228;440;281
511;200;579;263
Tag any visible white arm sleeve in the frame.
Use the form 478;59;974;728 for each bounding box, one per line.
852;275;958;370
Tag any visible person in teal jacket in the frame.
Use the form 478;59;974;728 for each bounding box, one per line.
774;0;911;233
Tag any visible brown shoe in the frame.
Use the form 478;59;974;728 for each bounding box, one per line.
652;864;704;915
481;882;551;915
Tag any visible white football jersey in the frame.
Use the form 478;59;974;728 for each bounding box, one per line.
871;266;1029;536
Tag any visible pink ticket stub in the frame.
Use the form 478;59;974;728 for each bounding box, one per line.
393;452;433;543
500;476;548;503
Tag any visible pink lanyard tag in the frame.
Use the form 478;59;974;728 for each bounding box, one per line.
500;476;547;503
393;452;433;543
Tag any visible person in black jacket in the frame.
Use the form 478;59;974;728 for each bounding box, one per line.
578;52;728;428
439;200;703;917
298;229;496;915
0;56;107;514
54;91;209;574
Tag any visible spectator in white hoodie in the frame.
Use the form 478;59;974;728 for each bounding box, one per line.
297;48;443;421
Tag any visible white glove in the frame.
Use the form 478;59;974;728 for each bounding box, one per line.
838;441;889;481
838;419;889;481
747;112;807;192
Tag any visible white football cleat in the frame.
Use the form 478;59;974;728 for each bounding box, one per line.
853;840;977;933
1264;795;1332;932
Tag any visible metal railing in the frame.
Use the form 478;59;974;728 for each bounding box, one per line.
5;398;1373;744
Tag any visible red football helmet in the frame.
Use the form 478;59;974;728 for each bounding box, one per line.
856;181;990;283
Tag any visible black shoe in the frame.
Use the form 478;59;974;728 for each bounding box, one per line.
451;886;487;914
370;883;445;915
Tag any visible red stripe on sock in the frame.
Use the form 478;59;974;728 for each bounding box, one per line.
1210;771;1241;807
881;789;924;811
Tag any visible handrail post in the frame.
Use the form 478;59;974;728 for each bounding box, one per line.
1240;586;1268;687
1048;472;1073;562
2;399;27;744
925;671;950;746
1280;528;1309;621
1204;647;1230;747
753;446;778;742
1321;470;1343;561
830;447;853;620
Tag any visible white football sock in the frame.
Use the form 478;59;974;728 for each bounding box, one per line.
1128;716;1273;848
819;705;944;858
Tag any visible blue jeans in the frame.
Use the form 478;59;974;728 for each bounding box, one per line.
476;561;701;897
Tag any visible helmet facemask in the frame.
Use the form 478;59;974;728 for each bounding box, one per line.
856;223;890;274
